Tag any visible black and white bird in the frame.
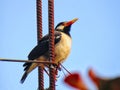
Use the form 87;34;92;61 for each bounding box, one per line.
20;18;78;83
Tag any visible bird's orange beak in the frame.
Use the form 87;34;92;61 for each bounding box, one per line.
64;18;78;26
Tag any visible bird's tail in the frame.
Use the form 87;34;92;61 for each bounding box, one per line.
20;72;28;84
20;62;39;84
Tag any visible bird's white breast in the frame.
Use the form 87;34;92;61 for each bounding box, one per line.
55;32;72;63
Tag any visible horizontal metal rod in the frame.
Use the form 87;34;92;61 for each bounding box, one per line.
0;58;56;64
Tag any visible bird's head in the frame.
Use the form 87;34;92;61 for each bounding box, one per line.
55;18;78;36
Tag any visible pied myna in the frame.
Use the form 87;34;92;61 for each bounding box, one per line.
20;18;78;83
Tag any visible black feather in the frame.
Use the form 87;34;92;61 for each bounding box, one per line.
28;31;61;60
20;72;28;84
23;31;61;72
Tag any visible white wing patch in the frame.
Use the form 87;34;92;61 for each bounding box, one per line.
56;25;64;30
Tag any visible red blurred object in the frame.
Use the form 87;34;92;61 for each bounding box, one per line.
88;68;120;90
64;73;88;90
88;68;101;87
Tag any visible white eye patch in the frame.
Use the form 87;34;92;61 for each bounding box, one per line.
56;25;64;30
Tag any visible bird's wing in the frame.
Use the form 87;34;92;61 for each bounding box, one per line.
28;31;61;60
23;31;61;68
28;35;49;60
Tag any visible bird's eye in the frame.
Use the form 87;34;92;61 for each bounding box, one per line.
56;25;64;30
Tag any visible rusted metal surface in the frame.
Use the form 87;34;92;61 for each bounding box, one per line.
48;0;56;90
36;0;44;90
37;0;43;41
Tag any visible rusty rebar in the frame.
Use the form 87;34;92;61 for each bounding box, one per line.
37;0;42;41
36;0;44;90
48;0;56;90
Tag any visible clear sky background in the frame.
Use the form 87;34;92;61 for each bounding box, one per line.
0;0;120;90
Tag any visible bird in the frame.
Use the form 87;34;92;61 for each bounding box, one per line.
20;18;78;83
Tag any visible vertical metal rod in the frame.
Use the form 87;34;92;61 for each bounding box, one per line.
48;0;56;90
36;0;44;90
37;0;42;41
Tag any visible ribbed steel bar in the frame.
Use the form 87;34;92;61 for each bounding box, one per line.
37;0;42;41
48;0;56;90
36;0;44;90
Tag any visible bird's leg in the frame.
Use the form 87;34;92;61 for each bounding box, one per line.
43;68;50;76
54;62;62;75
57;62;62;71
59;63;71;75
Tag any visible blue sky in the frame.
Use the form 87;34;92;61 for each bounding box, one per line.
0;0;120;90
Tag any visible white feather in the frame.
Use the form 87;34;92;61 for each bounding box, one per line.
55;32;72;63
